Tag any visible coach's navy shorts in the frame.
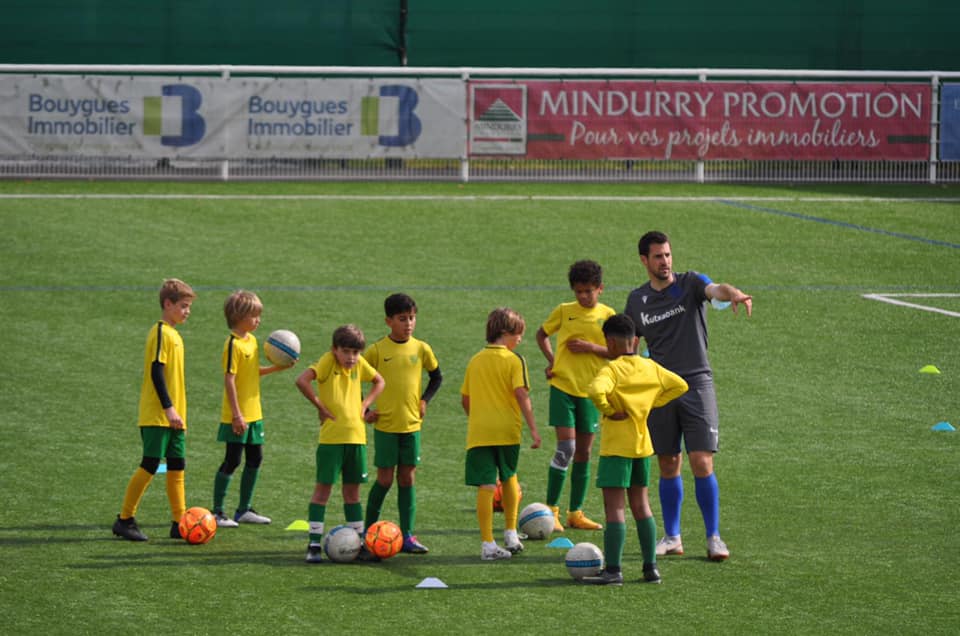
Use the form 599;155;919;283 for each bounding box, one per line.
647;374;719;454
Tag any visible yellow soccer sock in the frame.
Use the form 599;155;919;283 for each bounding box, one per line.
166;470;186;522
501;474;520;531
120;467;154;519
476;487;495;543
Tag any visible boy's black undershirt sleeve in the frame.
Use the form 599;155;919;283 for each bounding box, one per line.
151;361;173;409
421;367;443;403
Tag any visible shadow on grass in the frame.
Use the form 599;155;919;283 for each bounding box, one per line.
0;523;132;546
69;549;311;569
305;576;574;594
65;545;570;570
0;523;115;533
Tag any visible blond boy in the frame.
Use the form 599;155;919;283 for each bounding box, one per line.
462;308;541;561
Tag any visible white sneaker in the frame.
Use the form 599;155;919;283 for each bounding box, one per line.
234;508;271;524
481;543;512;561
707;535;729;561
504;530;524;554
656;535;684;556
215;511;239;528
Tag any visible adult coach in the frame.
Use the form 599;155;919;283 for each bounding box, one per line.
624;231;752;561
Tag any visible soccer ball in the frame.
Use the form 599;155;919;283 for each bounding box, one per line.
178;506;217;544
264;329;301;367
365;520;403;559
565;542;604;580
519;502;555;540
323;525;362;563
492;477;522;512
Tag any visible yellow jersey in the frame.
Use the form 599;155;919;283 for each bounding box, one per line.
137;321;187;428
588;355;688;458
364;336;439;433
541;301;616;397
461;345;530;449
308;351;378;445
220;331;263;423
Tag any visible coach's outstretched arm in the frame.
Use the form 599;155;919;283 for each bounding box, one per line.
706;283;753;316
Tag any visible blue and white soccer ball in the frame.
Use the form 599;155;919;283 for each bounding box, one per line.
565;542;604;580
518;502;555;540
264;329;301;367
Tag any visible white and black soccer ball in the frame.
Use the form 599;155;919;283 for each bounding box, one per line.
323;525;362;563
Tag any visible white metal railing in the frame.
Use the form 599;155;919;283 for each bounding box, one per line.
1;64;959;183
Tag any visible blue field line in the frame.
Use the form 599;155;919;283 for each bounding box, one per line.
1;283;957;294
0;283;576;293
715;199;960;250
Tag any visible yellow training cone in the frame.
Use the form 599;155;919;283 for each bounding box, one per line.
285;519;310;531
919;365;941;374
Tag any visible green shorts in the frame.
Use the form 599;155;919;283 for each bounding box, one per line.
595;455;651;489
464;445;520;486
140;426;186;459
315;443;368;485
373;429;421;468
549;386;600;433
217;420;265;445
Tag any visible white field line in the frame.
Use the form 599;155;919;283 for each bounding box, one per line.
2;194;960;202
862;293;960;318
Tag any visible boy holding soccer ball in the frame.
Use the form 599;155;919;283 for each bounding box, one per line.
211;290;293;528
112;278;195;542
461;307;541;561
363;293;443;554
296;325;385;563
584;314;688;585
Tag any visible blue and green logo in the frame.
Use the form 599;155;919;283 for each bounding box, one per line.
361;85;422;147
143;84;206;147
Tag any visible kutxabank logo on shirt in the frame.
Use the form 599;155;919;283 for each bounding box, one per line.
637;304;686;326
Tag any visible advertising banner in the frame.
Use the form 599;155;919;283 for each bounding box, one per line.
0;75;465;159
469;80;932;160
940;84;960;161
233;78;464;158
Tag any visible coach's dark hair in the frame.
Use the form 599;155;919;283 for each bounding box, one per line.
602;314;636;340
384;293;417;317
638;231;670;257
568;260;603;288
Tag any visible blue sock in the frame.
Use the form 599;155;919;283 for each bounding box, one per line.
695;473;720;537
659;476;683;537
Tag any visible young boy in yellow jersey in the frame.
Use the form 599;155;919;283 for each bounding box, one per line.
113;278;196;542
584;314;688;585
295;324;385;563
462;307;541;561
536;259;615;532
212;290;294;528
363;293;443;554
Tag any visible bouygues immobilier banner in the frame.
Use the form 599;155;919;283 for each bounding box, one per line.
0;75;465;159
469;80;931;160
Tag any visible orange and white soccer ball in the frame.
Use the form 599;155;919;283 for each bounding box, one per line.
178;506;217;544
365;520;403;559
